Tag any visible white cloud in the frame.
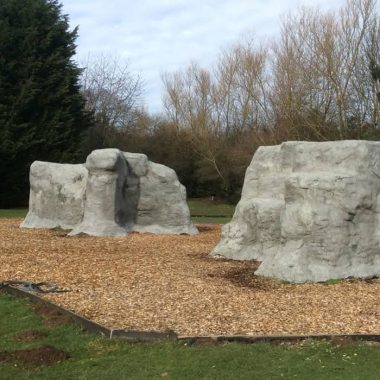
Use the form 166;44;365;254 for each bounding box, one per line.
61;0;349;113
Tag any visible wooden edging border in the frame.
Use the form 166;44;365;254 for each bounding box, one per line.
178;334;380;345
2;285;380;344
1;285;177;342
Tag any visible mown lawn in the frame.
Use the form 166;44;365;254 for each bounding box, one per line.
0;209;28;218
187;198;235;224
0;293;379;380
0;198;235;224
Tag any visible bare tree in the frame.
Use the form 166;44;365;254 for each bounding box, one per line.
162;40;271;191
132;0;380;198
213;41;271;135
270;0;380;139
80;53;143;147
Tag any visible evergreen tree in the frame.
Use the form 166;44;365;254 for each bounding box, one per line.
0;0;93;207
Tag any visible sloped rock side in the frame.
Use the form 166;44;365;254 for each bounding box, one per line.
124;153;197;235
22;149;197;236
211;141;380;282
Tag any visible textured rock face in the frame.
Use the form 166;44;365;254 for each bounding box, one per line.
133;160;197;234
211;141;380;282
22;149;197;236
20;162;87;230
69;149;128;236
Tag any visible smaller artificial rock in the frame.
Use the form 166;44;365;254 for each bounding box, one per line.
22;149;197;236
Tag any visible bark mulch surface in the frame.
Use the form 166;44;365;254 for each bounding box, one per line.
1;219;379;336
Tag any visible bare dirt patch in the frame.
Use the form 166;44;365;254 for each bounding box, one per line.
1;218;380;336
32;304;73;327
14;330;46;342
0;346;68;366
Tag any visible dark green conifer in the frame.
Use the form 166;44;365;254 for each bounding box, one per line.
0;0;93;207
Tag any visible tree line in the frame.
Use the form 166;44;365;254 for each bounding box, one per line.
87;0;380;201
1;0;380;207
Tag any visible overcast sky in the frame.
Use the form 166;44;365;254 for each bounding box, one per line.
61;0;348;113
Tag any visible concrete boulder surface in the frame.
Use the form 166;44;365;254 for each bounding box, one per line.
211;140;380;282
20;162;87;230
22;149;197;236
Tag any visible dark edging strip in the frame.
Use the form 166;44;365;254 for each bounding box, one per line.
178;334;380;345
1;285;177;342
2;285;380;344
110;329;177;341
1;285;110;337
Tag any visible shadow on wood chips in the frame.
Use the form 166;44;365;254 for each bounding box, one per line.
213;264;284;291
195;225;217;233
0;346;68;366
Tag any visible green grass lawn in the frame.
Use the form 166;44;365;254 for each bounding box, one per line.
187;198;235;224
0;293;379;379
0;209;28;218
0;198;235;224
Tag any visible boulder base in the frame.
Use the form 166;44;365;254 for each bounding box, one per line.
211;141;380;282
22;149;197;236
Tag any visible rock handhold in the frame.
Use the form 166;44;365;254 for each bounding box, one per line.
211;140;380;283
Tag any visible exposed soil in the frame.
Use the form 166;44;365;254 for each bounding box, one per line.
1;218;380;336
271;336;357;347
329;336;356;347
185;338;226;347
32;303;73;327
0;346;68;366
14;330;46;342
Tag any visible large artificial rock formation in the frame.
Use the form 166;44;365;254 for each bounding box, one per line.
22;149;197;236
211;140;380;283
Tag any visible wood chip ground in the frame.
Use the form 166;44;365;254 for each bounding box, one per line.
1;219;379;336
